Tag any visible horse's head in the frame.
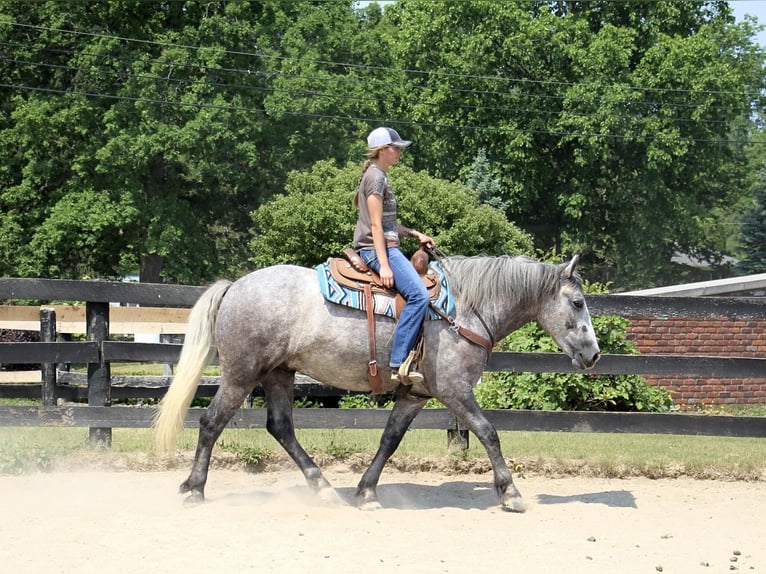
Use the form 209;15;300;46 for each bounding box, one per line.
538;255;601;370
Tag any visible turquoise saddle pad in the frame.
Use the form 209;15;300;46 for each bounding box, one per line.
315;260;455;320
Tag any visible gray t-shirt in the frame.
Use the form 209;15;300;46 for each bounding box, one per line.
353;165;399;249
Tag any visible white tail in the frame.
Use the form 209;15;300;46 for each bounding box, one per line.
153;280;232;453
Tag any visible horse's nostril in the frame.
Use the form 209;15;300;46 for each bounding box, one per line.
593;352;601;365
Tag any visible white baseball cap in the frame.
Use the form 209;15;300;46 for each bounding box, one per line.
366;127;412;149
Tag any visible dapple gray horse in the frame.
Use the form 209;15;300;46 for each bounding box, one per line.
154;255;601;512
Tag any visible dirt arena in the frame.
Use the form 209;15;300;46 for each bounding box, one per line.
0;463;762;574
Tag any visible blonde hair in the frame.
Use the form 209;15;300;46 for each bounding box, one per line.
353;146;386;208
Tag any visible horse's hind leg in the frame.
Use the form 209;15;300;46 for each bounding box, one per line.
180;377;254;504
355;387;428;510
262;369;338;502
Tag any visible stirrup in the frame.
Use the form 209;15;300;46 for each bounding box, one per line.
393;350;423;385
391;369;424;385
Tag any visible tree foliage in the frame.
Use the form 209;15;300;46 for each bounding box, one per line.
0;0;763;289
382;0;763;287
249;159;534;268
737;169;766;274
0;0;328;282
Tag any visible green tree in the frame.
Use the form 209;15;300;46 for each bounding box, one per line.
0;0;326;283
261;0;398;170
475;315;673;412
737;169;766;274
2;0;763;291
249;159;534;268
381;0;763;287
462;148;508;211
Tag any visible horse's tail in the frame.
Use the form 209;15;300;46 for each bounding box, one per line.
153;279;232;453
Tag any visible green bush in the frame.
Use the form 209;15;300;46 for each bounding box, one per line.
339;394;393;409
475;315;673;413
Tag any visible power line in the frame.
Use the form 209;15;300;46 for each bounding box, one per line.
1;32;753;127
0;53;739;127
6;20;761;101
1;81;756;145
1;18;760;143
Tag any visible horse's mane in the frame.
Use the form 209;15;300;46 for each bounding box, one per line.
441;255;579;313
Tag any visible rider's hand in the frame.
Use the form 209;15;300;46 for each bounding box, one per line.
380;263;395;288
417;233;436;250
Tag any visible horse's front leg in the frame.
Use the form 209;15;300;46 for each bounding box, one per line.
355;387;428;510
440;388;525;513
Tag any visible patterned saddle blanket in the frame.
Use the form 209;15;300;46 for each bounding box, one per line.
315;258;455;320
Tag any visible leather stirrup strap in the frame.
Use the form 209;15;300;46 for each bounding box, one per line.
429;304;494;356
364;284;385;394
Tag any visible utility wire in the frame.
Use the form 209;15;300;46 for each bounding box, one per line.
1;36;751;114
6;20;761;100
0;80;754;145
0;54;740;126
1;19;759;143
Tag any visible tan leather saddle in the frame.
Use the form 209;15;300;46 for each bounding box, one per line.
328;248;438;395
330;248;440;317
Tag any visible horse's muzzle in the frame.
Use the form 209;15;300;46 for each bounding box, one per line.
572;351;601;370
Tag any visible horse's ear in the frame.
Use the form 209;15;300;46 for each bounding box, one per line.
562;254;580;279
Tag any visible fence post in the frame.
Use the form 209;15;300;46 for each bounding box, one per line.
87;301;111;447
447;420;469;451
39;307;57;407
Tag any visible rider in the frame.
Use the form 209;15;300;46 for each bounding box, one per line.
353;127;435;384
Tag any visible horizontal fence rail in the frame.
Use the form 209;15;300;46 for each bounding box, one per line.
0;406;763;438
1;277;765;441
0;278;206;307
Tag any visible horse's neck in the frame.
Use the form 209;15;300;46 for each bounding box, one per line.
452;257;545;340
483;296;538;343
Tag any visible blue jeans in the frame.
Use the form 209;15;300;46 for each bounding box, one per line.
359;247;429;368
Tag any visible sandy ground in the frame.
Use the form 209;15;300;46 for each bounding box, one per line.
0;465;762;574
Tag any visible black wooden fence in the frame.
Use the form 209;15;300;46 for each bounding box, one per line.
1;277;765;445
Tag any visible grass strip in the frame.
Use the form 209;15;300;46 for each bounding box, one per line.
0;426;763;480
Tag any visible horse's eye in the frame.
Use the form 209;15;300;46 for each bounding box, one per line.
572;299;584;310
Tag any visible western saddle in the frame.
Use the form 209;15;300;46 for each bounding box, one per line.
328;248;438;394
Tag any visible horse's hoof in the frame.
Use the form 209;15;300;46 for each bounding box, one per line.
354;486;381;510
182;492;205;507
501;497;526;513
316;486;344;506
357;500;383;511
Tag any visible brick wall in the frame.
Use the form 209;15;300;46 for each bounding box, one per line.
626;317;766;408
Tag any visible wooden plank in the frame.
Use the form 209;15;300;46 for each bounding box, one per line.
51;373;354;401
589;294;766;320
2;278;765;319
107;306;189;334
487;352;766;378
483;410;766;438
0;370;41;383
0;384;81;401
0;342;99;363
86;301;111;445
102;341;183;363
0;305;190;334
0;304;83;332
3;347;762;380
98;346;766;379
0;406;763;437
0;278;206;307
100;341;220;364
